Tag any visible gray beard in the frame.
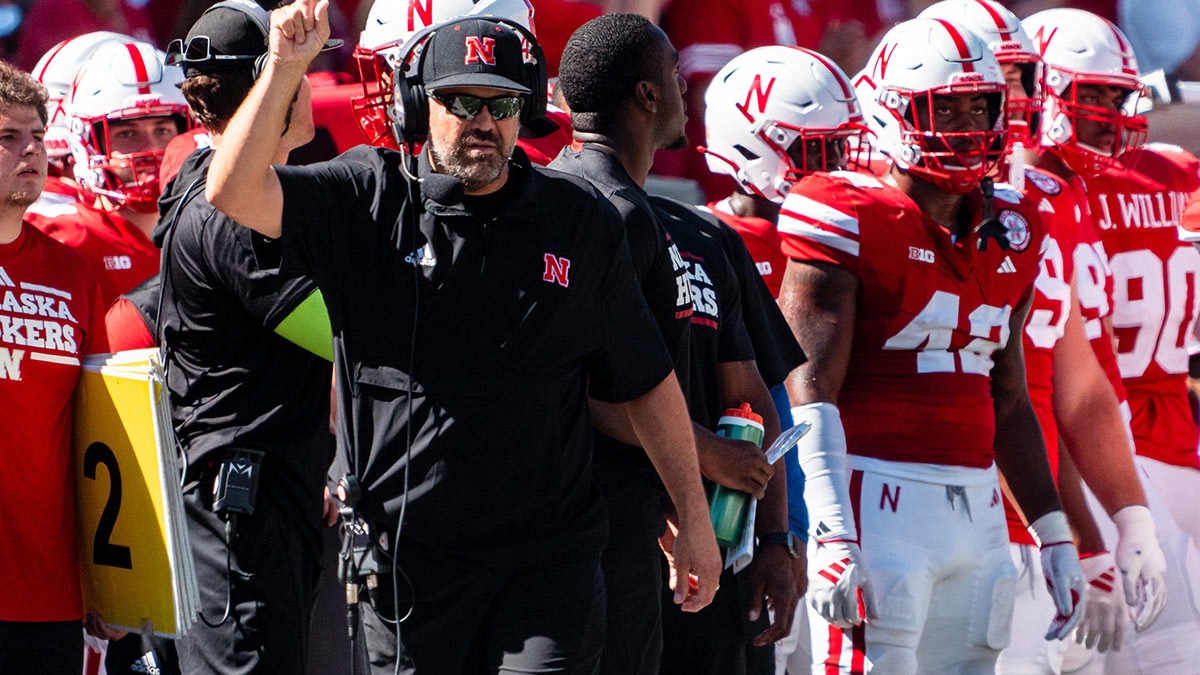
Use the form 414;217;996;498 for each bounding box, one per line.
430;132;510;192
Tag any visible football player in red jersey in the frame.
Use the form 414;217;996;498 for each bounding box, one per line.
25;39;190;307
700;44;869;675
916;4;1170;672
1024;8;1200;673
780;18;1085;673
777;18;1089;667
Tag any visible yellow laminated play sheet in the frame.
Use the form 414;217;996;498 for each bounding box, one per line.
73;349;197;638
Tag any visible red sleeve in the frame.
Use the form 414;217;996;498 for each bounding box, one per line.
776;173;863;274
105;297;154;352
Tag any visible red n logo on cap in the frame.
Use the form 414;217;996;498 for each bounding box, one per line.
464;37;497;66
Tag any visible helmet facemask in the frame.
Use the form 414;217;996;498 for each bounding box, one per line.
75;112;190;213
1042;71;1148;176
883;83;1009;194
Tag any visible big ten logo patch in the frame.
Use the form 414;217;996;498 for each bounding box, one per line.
104;255;133;271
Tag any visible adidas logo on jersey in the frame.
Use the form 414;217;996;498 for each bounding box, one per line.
996;256;1017;274
404;245;436;268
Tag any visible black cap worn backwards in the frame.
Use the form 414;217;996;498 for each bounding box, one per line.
421;19;531;94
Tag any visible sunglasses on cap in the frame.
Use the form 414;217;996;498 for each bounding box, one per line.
428;92;523;121
164;36;258;67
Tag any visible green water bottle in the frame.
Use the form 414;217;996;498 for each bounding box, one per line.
708;403;765;547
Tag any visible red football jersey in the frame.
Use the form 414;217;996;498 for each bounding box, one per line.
1009;167;1078;544
707;199;786;298
779;171;1045;468
1070;176;1130;408
26;200;160;308
0;223;106;621
1088;165;1200;469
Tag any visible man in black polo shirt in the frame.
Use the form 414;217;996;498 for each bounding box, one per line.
154;3;338;673
553;14;803;674
203;3;721;673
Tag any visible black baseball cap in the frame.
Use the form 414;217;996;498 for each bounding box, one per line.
171;0;341;78
421;19;531;94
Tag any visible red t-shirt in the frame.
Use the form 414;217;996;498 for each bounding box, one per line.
1088;165;1200;469
779;170;1045;468
15;0;154;71
26;201;160;308
0;223;107;621
708;199;787;298
105;297;154;352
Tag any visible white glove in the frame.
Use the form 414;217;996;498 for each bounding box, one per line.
1029;511;1087;640
1112;505;1167;631
1075;552;1125;653
808;539;876;628
793;402;877;628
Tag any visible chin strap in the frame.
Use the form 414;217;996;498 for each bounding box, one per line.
975;177;1011;252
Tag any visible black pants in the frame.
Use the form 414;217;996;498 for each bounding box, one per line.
360;555;605;674
105;634;180;675
0;620;82;674
659;562;772;675
174;478;322;675
596;549;662;675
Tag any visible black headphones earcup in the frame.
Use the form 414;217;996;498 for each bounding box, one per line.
394;77;429;148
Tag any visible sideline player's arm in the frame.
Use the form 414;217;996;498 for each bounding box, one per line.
206;0;329;237
590;395;775;498
994;292;1086;639
779;259;855;406
698;361;776;499
1057;289;1166;631
1052;289;1146;513
715;359;798;646
779;258;875;627
992;293;1062;521
625;372;722;612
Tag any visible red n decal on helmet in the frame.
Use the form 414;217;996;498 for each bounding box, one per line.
735;74;776;123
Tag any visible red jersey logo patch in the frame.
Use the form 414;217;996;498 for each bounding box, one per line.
543;254;571;287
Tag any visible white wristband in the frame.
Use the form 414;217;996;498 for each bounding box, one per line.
1029;510;1072;548
791;401;857;544
1112;504;1154;539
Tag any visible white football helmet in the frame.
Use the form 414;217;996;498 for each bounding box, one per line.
918;0;1040;146
703;46;868;203
353;0;535;149
31;31;133;160
854;18;1008;193
1023;8;1147;176
66;40;193;212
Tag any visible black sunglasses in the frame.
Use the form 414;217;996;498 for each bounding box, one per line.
428;92;523;121
164;36;258;66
